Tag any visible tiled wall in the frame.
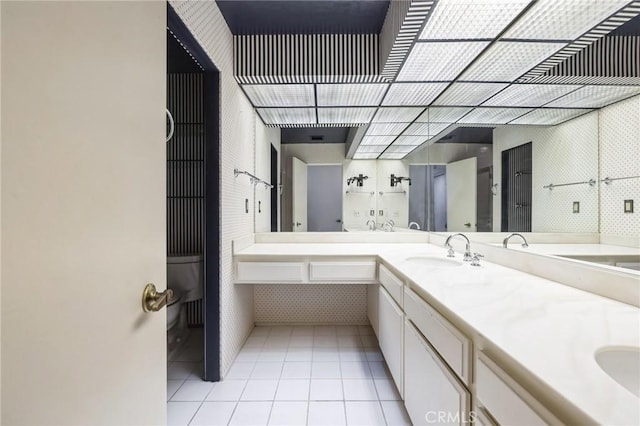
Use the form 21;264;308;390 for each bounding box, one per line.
599;95;640;240
493;112;600;232
170;1;260;377
254;285;367;324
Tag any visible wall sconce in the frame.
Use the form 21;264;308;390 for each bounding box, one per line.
390;174;411;187
347;174;368;187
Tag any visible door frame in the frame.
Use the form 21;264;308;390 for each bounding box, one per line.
167;5;221;381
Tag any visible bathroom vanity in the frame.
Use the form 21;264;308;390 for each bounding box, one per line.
233;232;640;425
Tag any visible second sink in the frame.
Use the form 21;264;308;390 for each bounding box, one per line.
595;346;640;398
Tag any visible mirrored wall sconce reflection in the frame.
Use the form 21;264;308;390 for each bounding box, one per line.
234;168;274;189
346;174;369;187
390;174;411;187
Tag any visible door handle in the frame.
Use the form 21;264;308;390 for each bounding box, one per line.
336;219;342;223
295;222;302;227
464;222;471;228
142;283;173;312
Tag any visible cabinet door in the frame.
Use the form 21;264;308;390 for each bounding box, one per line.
404;320;471;426
378;287;404;398
367;284;379;338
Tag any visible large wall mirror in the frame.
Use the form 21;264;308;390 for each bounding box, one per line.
278;94;639;239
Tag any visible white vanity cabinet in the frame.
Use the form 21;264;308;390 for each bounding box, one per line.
404;320;471;426
367;284;379;338
378;285;404;397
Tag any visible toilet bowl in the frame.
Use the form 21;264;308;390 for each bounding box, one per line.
166;254;203;330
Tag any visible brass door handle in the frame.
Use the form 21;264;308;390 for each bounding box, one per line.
464;222;471;228
142;283;173;312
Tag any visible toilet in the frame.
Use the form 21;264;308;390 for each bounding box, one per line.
166;254;204;331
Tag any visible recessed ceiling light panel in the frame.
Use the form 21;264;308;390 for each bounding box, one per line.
385;145;416;154
360;135;398;146
461;41;565;82
373;106;425;122
366;123;410;135
458;107;533;124
243;84;315;107
356;145;388;153
402;122;451;136
545;86;640;108
397;42;490;81
509;108;593;125
434;83;508;106
257;108;316;125
382;83;449;105
353;153;380;159
416;107;473;122
482;84;581;107
393;135;429;146
317;84;388;106
317;107;377;124
419;0;531;40
503;0;632;40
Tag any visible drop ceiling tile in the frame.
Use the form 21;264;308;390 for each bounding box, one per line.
503;0;631;40
419;0;531;40
461;41;565;82
458;107;533;124
317;108;377;124
397;42;490;81
482;84;582;107
393;136;429;146
373;107;425;122
381;83;449;106
415;107;473;122
402;122;451;136
353;153;380;159
385;145;416;154
316;84;388;106
257;108;316;125
545;85;640;108
360;135;398;146
366;123;409;136
434;83;509;106
356;145;388;153
243;84;315;107
509;108;594;125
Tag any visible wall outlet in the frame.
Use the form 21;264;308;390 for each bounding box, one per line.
624;199;634;213
369;210;375;216
378;210;384;216
572;201;580;213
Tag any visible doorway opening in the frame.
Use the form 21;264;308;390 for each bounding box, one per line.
307;165;343;232
501;142;532;232
270;144;278;232
167;5;221;382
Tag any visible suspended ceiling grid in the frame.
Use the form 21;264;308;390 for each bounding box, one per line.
219;0;640;159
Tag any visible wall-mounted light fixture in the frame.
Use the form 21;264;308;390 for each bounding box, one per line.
347;174;369;187
390;174;411;187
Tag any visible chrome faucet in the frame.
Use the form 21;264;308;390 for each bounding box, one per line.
366;219;376;231
503;233;529;248
408;221;420;230
444;233;473;261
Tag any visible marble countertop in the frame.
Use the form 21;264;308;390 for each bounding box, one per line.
493;243;640;256
235;242;640;425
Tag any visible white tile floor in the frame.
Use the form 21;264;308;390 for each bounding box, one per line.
167;325;412;426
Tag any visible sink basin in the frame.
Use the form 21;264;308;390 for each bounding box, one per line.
595;347;640;398
404;256;464;268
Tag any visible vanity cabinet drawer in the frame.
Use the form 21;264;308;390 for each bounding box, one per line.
379;264;403;307
309;261;376;281
236;262;306;282
404;287;471;385
476;353;559;426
